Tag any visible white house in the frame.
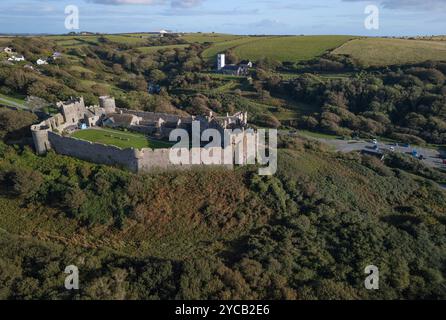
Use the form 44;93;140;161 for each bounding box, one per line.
36;58;48;65
159;29;173;37
8;55;25;62
2;47;13;54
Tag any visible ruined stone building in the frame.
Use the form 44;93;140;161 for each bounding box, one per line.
31;96;256;172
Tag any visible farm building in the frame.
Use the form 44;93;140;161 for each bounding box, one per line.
220;65;249;76
216;53;249;76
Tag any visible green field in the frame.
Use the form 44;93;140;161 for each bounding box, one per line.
334;37;446;67
137;44;189;54
202;37;271;60
72;128;174;149
182;33;243;44
44;34;150;48
202;35;353;62
233;35;354;62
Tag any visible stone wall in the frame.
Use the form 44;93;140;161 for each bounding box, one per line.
31;97;255;172
48;132;140;172
45;131;244;173
119;109;188;123
59;97;87;126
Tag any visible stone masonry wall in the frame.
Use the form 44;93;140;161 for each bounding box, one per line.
47;132;243;173
48;132;140;172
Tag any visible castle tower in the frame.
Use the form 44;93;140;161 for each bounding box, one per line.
31;124;51;155
99;96;116;114
217;54;225;70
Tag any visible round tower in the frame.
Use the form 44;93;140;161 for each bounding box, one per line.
99;96;116;114
31;124;51;155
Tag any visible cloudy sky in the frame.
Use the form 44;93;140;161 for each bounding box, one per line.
0;0;445;35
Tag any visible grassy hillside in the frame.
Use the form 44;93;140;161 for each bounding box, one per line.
1;135;446;299
201;37;269;59
233;35;354;62
137;44;189;54
182;33;243;43
202;35;353;62
45;34;152;49
334;38;446;67
0;93;26;109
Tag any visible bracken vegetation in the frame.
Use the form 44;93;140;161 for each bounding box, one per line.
1;33;446;300
0;113;446;299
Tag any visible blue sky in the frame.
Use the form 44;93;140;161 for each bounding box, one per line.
0;0;445;35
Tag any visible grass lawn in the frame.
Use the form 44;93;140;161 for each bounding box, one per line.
71;128;174;150
334;37;446;67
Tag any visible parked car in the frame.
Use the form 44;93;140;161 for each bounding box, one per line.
372;139;378;145
390;147;395;152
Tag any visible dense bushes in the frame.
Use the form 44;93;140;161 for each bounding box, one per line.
1;133;446;299
271;62;446;143
0;108;37;141
385;153;446;184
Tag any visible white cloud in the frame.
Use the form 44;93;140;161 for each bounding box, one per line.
171;0;202;8
87;0;162;4
86;0;203;7
343;0;446;10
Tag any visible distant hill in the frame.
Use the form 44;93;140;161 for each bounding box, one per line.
199;35;354;62
334;37;446;67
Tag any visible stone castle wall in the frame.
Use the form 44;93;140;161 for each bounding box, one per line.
48;132;140;172
32;97;255;173
46;132;240;172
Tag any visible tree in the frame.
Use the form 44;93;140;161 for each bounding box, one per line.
4;167;43;198
0;109;37;140
149;69;167;83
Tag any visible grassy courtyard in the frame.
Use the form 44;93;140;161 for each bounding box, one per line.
71;128;174;150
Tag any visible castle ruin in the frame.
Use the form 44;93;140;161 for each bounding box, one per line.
31;96;257;172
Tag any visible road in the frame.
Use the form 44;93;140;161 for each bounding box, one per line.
318;138;446;168
0;96;27;110
281;131;446;169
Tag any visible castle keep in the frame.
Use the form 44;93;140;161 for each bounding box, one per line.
31;96;256;172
